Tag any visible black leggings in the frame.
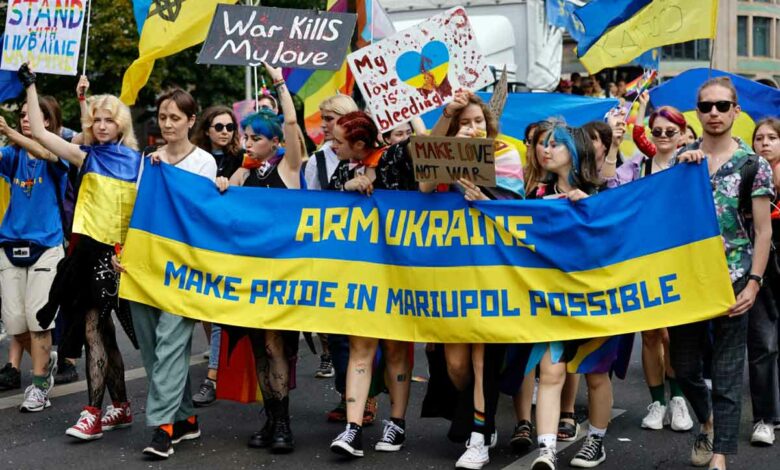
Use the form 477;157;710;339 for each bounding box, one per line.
84;308;127;408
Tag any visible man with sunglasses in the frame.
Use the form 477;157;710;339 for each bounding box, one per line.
671;77;775;470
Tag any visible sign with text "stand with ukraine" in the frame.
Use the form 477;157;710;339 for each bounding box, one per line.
1;0;86;75
119;162;734;344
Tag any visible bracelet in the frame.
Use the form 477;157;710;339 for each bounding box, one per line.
273;79;285;88
78;95;86;102
604;157;617;164
442;107;454;119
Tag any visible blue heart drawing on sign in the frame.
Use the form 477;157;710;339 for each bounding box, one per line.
396;41;450;90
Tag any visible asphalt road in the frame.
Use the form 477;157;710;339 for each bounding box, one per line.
0;325;776;470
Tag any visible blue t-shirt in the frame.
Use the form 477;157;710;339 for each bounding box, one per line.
0;146;68;247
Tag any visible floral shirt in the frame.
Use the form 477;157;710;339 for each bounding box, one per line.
676;139;775;282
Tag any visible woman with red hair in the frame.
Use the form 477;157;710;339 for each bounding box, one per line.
602;91;695;435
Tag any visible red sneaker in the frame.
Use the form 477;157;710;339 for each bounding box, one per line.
101;401;133;431
66;406;103;440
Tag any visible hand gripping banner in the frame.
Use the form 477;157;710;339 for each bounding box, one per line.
119;162;734;343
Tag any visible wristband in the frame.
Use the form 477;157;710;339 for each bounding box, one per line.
78;95;86;102
748;273;763;287
273;79;285;88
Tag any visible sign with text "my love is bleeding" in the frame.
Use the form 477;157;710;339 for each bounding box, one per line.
197;5;355;70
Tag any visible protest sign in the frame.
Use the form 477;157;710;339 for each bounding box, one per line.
1;0;86;75
347;7;493;133
410;135;496;186
198;5;355;70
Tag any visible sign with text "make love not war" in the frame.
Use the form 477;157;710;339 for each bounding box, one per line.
410;135;497;186
1;0;86;75
348;7;493;133
198;5;356;70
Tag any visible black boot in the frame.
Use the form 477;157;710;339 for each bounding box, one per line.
270;397;294;453
248;405;275;448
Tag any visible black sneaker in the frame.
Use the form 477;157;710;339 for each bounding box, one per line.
54;361;79;385
510;420;534;452
375;419;405;452
315;354;335;378
570;435;606;468
172;417;201;444
193;379;217;407
0;363;21;390
143;427;174;459
248;414;274;448
331;423;364;457
270;416;295;453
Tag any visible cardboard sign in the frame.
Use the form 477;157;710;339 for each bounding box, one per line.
1;0;86;75
198;5;355;70
410;135;496;186
348;7;493;133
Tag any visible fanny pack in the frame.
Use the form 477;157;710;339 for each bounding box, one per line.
3;241;48;267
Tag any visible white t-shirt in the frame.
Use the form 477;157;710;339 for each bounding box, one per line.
138;146;218;185
175;146;218;182
304;141;340;190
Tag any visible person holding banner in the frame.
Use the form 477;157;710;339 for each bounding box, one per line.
304;95;359;191
421;90;524;470
523;123;600;470
0;98;66;412
669;77;774;470
327;111;416;458
602;96;696;433
215;62;302;455
20;63;139;442
115;89;217;459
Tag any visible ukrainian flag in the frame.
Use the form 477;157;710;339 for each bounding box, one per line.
575;0;718;74
121;0;238;105
72;145;142;246
649;68;780;145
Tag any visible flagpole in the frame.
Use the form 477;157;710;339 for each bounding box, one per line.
81;0;93;76
253;66;259;113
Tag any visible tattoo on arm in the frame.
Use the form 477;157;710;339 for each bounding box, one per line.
355;368;367;375
346;397;356;403
396;374;407;382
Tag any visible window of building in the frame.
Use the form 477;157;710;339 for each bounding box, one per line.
754;17;771;57
661;39;711;61
738;16;748;56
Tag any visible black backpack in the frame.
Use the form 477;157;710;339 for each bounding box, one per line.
738;154;780;278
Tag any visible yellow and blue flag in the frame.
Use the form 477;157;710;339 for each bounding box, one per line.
72;145;142;246
649;68;780;144
119;161;734;344
121;0;238;105
575;0;718;74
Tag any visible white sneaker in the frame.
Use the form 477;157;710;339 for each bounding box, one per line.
19;385;51;412
667;397;693;431
531;444;557;470
641;401;666;430
45;351;58;392
751;420;775;446
456;432;490;469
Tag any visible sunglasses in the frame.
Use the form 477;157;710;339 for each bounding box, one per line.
696;101;734;113
651;128;679;138
211;123;236;132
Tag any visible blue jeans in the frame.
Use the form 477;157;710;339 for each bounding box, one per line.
208;324;221;370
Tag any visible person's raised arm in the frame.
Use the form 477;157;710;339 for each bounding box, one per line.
430;90;470;137
265;62;302;175
20;64;86;167
599;107;627;179
0;116;57;162
410;116;427;136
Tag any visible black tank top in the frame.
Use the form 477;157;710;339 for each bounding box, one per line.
243;158;288;189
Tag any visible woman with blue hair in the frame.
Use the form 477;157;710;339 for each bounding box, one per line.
216;62;303;455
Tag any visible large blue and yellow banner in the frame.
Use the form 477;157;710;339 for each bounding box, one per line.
119;162;734;343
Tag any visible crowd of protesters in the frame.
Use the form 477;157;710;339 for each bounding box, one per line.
0;59;777;470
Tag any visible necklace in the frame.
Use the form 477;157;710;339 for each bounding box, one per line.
20;155;40;198
164;144;196;166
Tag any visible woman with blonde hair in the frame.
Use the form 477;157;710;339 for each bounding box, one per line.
21;63;141;442
304;94;359;190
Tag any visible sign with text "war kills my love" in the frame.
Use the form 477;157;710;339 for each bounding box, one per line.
410;135;496;186
1;0;86;75
198;5;356;70
347;7;493;133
